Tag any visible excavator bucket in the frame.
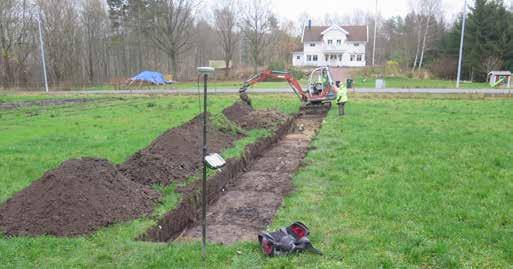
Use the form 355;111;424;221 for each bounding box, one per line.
300;102;332;115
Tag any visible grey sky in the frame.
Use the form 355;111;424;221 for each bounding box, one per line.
270;0;465;22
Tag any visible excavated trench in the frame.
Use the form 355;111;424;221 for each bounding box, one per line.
141;113;324;244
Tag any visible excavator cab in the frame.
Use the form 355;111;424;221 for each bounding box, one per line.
308;67;337;101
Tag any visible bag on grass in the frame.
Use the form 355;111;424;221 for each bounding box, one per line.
257;222;322;257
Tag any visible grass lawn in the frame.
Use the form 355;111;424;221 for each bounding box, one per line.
1;94;512;268
354;77;492;89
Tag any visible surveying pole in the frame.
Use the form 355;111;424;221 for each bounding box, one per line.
197;66;215;259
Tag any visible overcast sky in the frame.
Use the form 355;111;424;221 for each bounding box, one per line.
270;0;466;23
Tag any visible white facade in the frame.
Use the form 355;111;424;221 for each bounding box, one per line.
293;25;367;67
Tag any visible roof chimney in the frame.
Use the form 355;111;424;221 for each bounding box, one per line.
308;19;312;30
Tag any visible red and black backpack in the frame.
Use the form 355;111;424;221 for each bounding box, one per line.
258;222;322;257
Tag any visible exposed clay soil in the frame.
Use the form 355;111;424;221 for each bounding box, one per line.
180;115;323;244
0;158;159;236
118;115;235;186
223;102;288;129
0;98;96;110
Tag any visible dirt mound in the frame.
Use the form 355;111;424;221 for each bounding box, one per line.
0;158;159;237
223;102;288;129
118;115;235;186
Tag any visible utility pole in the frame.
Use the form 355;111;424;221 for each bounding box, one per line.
456;0;467;88
37;10;49;93
372;0;378;67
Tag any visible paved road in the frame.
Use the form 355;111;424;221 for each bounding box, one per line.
63;88;513;95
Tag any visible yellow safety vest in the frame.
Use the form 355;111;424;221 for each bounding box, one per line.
337;85;348;103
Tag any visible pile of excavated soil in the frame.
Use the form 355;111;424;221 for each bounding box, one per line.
0;158;159;236
118;115;235;186
223;102;288;129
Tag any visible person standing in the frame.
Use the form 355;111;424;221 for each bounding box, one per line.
336;83;348;116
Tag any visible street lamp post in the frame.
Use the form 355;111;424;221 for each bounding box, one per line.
372;0;378;67
456;0;467;88
37;10;49;93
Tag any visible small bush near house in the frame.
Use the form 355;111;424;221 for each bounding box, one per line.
287;66;305;80
384;61;401;76
430;57;458;80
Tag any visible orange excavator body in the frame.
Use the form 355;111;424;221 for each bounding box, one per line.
239;67;339;108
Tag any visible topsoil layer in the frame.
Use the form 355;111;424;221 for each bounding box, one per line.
118;114;235;186
223;102;288;129
0;158;159;236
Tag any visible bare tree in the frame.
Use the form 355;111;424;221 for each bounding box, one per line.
214;0;239;78
0;0;33;87
410;0;442;71
240;0;274;73
418;0;441;70
144;0;198;78
81;0;108;82
39;0;81;83
481;55;503;75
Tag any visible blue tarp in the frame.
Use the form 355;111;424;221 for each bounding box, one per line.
130;71;171;85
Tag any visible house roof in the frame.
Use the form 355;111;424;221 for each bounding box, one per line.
488;71;511;75
303;25;368;42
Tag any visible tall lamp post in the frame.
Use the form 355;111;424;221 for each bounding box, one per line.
456;0;467;88
372;0;378;67
37;10;49;93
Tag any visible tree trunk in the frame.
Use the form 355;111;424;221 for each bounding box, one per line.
169;52;177;80
418;15;431;70
2;52;14;88
224;58;230;78
88;41;94;82
411;17;423;72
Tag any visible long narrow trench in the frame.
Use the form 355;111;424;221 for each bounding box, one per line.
179;115;323;244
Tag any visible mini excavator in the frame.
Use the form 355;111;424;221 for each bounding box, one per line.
239;66;339;113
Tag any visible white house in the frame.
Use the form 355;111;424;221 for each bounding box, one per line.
292;23;368;67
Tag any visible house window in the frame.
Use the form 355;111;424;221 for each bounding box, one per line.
330;55;336;60
336;40;342;46
328;40;333;45
338;54;342;61
357;55;363;61
307;55;312;61
325;55;329;62
350;54;355;61
296;55;301;60
310;43;316;47
354;43;360;47
313;55;318;61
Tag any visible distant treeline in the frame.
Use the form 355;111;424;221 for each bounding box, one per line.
0;0;511;89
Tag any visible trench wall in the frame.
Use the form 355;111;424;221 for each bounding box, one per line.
139;115;299;242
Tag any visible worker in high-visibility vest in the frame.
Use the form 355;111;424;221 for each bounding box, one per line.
336;83;348;116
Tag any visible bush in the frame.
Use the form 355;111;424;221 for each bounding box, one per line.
287;66;305;80
268;62;286;71
429;57;458;80
385;61;401;77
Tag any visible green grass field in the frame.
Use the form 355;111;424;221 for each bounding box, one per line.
354;77;492;89
1;76;496;93
1;94;512;268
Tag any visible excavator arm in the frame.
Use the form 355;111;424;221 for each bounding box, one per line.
239;70;308;106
